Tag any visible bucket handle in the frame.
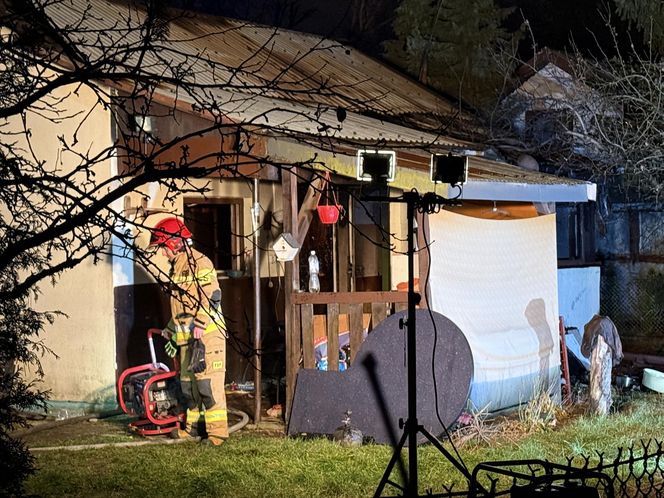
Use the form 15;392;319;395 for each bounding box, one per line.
318;171;339;207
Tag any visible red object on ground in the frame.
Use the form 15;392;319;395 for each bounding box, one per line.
116;329;184;436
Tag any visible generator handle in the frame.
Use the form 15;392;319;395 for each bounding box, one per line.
147;328;170;372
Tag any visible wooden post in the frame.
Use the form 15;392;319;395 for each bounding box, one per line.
349;303;363;365
283;168;300;420
301;304;315;369
327;303;340;371
416;211;430;309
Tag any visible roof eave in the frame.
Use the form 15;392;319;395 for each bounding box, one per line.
460;181;596;203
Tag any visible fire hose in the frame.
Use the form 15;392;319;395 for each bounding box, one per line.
26;408;250;452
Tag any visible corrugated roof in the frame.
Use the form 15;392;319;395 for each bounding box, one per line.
465;157;596;202
266;139;596;202
37;0;596;200
44;0;478;144
468;157;583;186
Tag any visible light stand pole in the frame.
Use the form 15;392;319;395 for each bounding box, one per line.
369;191;477;498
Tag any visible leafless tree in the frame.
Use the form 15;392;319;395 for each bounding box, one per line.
489;33;664;207
0;0;467;491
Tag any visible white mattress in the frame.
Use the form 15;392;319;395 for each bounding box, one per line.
427;210;561;411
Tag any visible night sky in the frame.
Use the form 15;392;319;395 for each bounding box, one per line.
174;0;645;59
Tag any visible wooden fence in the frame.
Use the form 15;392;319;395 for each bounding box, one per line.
288;290;408;380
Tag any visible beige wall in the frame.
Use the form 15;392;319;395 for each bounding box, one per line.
7;79;117;409
34;255;116;407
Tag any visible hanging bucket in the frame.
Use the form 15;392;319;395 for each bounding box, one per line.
317;172;341;225
317;204;341;224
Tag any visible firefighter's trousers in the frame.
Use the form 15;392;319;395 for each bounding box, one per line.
179;330;228;444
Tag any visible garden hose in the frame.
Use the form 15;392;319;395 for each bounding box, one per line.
24;408;250;451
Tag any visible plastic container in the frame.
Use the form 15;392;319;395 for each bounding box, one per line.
317;204;340;224
642;368;664;393
308;250;320;293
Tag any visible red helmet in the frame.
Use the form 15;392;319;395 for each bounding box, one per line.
149;217;192;251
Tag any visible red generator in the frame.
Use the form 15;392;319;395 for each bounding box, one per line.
117;329;184;436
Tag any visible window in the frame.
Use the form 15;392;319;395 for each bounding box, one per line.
556;203;595;265
184;200;243;271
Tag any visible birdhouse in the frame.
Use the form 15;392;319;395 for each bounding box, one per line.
272;232;300;262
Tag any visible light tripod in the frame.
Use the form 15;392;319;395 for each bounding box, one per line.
368;191;476;498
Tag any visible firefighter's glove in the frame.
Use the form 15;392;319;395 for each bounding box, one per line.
189;339;206;374
192;326;204;340
164;338;178;358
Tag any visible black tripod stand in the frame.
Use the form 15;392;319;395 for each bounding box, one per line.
370;191;476;498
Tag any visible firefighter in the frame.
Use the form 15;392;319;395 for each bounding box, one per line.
149;216;228;445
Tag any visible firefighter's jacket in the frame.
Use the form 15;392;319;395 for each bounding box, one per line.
165;248;225;346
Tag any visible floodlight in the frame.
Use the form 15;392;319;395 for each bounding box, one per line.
430;153;468;186
357;150;396;184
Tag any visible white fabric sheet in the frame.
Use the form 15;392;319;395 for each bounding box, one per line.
427;210;561;411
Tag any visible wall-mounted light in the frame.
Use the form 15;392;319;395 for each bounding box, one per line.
357;150;396;184
430;153;468;186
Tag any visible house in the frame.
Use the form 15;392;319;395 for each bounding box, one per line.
10;1;596;421
502;48;664;364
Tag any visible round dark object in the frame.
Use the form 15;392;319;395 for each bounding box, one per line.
287;309;473;445
351;309;473;445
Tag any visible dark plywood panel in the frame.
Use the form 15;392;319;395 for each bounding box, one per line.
288;310;473;445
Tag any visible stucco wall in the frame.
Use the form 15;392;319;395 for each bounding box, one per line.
35;255;116;412
16;81;117;413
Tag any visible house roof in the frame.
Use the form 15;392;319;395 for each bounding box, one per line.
463;157;596;202
516;48;574;83
267;140;597;202
42;1;594;202
43;0;480;147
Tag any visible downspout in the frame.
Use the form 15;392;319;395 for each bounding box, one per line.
252;178;262;424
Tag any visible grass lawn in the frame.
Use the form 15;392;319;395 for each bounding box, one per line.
22;391;664;498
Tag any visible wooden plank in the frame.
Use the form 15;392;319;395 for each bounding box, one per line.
292;302;302;367
291;291;408;305
296;176;325;247
349;303;363;365
395;302;408;313
416;211;430;309
337;220;350;292
301;304;315;369
327;303;340;372
371;302;388;331
283;168;300;420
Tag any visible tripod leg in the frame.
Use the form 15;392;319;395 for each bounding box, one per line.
373;428;409;498
418;425;487;493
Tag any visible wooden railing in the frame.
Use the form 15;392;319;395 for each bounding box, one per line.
288;291;408;382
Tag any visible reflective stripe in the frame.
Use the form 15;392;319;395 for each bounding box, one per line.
172;269;216;285
202;307;226;332
186;408;201;421
174;312;224;342
204;408;228;423
196;269;215;285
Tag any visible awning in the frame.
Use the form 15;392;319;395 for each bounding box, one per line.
267;139;597;203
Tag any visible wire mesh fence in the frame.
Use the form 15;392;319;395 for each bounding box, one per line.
600;263;664;353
